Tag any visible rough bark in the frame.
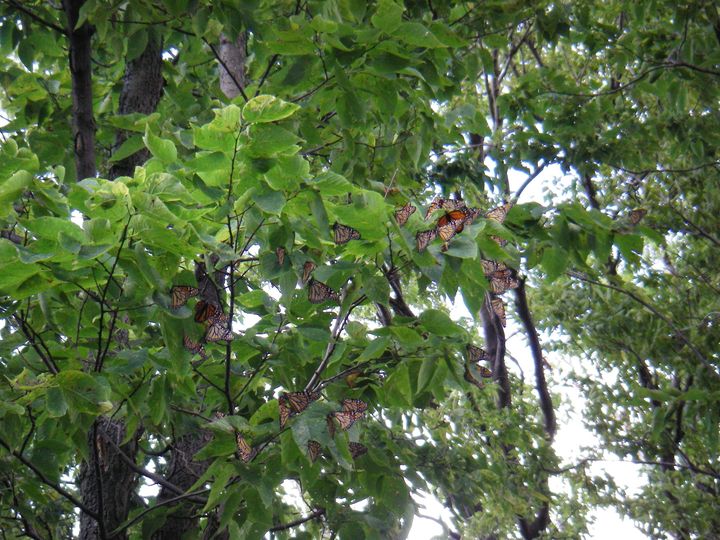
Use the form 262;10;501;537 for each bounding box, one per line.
109;32;164;180
78;418;141;540
62;0;96;181
217;33;247;99
151;431;217;540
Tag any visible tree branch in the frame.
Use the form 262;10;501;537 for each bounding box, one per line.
269;508;326;532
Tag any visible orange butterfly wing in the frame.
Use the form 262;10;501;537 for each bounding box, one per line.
349;442;368;459
394;203;417;226
308;279;340;303
333;223;361;244
171;285;199;309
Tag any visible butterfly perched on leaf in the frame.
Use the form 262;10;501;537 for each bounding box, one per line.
333;222;361;244
302;261;316;284
171;285;199;309
425;197;466;220
183;335;207;359
416;228;438;252
235;433;255;463
436;209;471;242
394;203;416;226
279;390;321;428
481;259;520;294
485;202;513;224
307;440;322;462
307;278;340;304
349;442;368;459
490;298;506;327
328;398;368;435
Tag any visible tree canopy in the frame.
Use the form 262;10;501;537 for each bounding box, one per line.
0;1;718;539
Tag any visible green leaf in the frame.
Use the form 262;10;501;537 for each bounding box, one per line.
371;0;404;33
540;247;568;281
144;126;178;164
0;170;33;217
242;95;301;124
45;387;68;418
419;309;463;337
357;336;390;362
109;135;145;163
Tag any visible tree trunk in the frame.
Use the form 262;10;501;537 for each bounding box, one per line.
78;419;141;540
62;0;96;181
76;31;164;540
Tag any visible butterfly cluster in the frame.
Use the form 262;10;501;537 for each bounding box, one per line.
170;284;234;354
415;197;482;252
278;390;321;428
464;344;493;389
306;439;367;463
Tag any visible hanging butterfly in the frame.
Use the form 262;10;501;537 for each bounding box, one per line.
481;260;519;294
275;247;286;266
307;440;322;462
183;335;207;359
278;390;321;428
194;300;222;324
235;432;256;463
485;202;513;224
333;222;361;244
205;320;233;342
490;297;506;327
467;344;491;363
308;278;340;304
394;203;417;226
416;228;438;252
302;261;317;284
349;442;368;459
171;285;199;309
628;208;647;225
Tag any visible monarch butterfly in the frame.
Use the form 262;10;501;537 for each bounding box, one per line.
235;433;255;463
194;300;222;323
467;344;490;363
308;278;340;304
205;320;233;342
302;261;316;284
628;208;647;225
416;228;438;252
490;297;506;327
278;390;320;428
481;260;519;294
394;203;417;226
341;398;368;414
485;202;512;224
333;223;361;244
171;285;199;309
330;410;365;432
436;209;469;242
424;197;466;220
349;441;368;459
275;247;286;266
464;364;492;389
307;440;322;462
183;335;207;359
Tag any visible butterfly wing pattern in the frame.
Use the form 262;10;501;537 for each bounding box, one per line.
416;228;438;251
302;261;317;284
308;278;340;304
279;391;320;428
171;285;199;309
481;259;520;294
349;442;368;459
235;433;256;463
307;440;323;462
328;398;368;435
333;223;361;244
394;203;416;226
491;298;507;327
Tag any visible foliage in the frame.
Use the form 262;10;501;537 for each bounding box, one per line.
0;1;718;539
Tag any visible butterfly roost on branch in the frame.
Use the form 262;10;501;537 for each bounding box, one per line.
490;298;506;327
183;335;207;359
279;390;321;428
333;223;361;244
481;259;520;294
302;261;317;284
327;398;368;436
